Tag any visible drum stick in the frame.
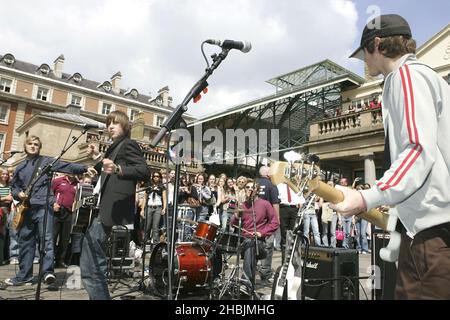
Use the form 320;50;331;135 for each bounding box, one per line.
232;224;254;235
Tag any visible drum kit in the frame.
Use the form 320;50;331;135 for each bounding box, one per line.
148;206;255;300
72;184;255;299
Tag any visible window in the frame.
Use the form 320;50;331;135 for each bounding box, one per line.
70;94;82;106
156;115;165;127
98;81;112;92
0;77;12;93
0;133;5;153
72;73;82;83
38;64;50;75
2;54;15;66
101;102;112;115
36;87;49;101
129;109;140;121
0;104;10;124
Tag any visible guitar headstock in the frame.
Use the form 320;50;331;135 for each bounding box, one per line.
270;152;321;194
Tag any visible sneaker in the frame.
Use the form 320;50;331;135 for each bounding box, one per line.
44;273;56;285
4;277;33;286
9;257;19;265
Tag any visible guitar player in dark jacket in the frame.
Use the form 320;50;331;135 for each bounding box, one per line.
4;135;95;287
81;110;150;300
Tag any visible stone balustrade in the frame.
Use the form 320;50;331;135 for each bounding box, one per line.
310;108;383;139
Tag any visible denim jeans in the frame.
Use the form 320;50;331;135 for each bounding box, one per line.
196;205;209;222
355;219;369;252
341;216;353;249
329;214;338;248
80;217;112;300
176;207;195;242
242;238;265;287
7;211;19;258
221;210;234;232
15;205;54;282
258;234;274;280
303;212;321;246
321;222;329;246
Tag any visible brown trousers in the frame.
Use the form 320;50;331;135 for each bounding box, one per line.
395;222;450;299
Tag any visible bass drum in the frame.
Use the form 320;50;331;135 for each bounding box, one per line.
149;242;211;294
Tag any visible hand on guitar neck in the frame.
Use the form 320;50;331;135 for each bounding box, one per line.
328;185;367;217
307;178;389;230
18;191;28;201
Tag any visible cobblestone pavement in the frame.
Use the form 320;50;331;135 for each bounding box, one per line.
0;248;373;301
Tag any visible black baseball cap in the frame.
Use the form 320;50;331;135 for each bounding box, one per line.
350;14;412;60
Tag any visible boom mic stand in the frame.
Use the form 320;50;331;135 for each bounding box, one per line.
35;127;90;300
149;46;232;300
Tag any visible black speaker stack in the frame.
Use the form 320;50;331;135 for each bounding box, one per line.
301;246;359;300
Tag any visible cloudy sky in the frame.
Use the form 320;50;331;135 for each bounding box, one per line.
1;0;449;118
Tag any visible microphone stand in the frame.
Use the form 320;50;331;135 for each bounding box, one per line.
248;194;260;300
35;128;89;300
149;47;231;300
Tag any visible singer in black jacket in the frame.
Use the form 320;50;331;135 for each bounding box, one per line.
80;110;150;300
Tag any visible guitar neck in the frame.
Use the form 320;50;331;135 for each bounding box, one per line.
307;178;389;231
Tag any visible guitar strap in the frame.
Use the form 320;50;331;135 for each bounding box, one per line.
25;156;45;196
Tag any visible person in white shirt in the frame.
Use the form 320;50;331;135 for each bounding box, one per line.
332;14;450;299
277;182;304;261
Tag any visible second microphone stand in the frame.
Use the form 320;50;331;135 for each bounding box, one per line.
35;127;90;300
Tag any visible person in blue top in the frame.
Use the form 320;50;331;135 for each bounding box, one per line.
3;135;95;286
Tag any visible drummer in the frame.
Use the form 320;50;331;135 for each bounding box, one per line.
230;179;279;289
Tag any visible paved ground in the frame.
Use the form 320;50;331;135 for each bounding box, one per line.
0;248;373;301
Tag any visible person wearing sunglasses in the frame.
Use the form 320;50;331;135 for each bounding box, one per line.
230;180;279;290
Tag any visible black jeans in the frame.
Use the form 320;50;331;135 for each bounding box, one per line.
280;205;298;261
53;207;72;264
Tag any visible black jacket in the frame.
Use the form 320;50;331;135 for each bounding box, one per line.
95;136;150;227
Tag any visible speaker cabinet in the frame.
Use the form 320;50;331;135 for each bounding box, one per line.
372;232;397;300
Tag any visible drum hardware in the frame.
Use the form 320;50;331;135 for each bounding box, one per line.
110;188;157;300
106;226;135;293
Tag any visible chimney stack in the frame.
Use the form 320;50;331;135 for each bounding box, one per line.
111;71;122;94
157;86;170;107
53;54;65;78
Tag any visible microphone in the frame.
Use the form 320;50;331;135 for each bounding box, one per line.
76;123;106;130
4;150;23;155
205;39;252;53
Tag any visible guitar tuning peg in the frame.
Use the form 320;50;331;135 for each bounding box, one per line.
307;154;320;164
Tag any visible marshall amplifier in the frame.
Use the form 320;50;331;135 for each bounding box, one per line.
301;246;359;300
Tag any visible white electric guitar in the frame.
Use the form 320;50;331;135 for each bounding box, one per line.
270;152;401;262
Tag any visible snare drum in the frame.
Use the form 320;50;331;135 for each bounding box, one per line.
217;231;243;253
149;242;211;293
193;221;218;251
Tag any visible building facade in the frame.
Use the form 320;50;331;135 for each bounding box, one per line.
0;52;200;174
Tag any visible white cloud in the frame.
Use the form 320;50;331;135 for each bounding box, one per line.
0;0;359;118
